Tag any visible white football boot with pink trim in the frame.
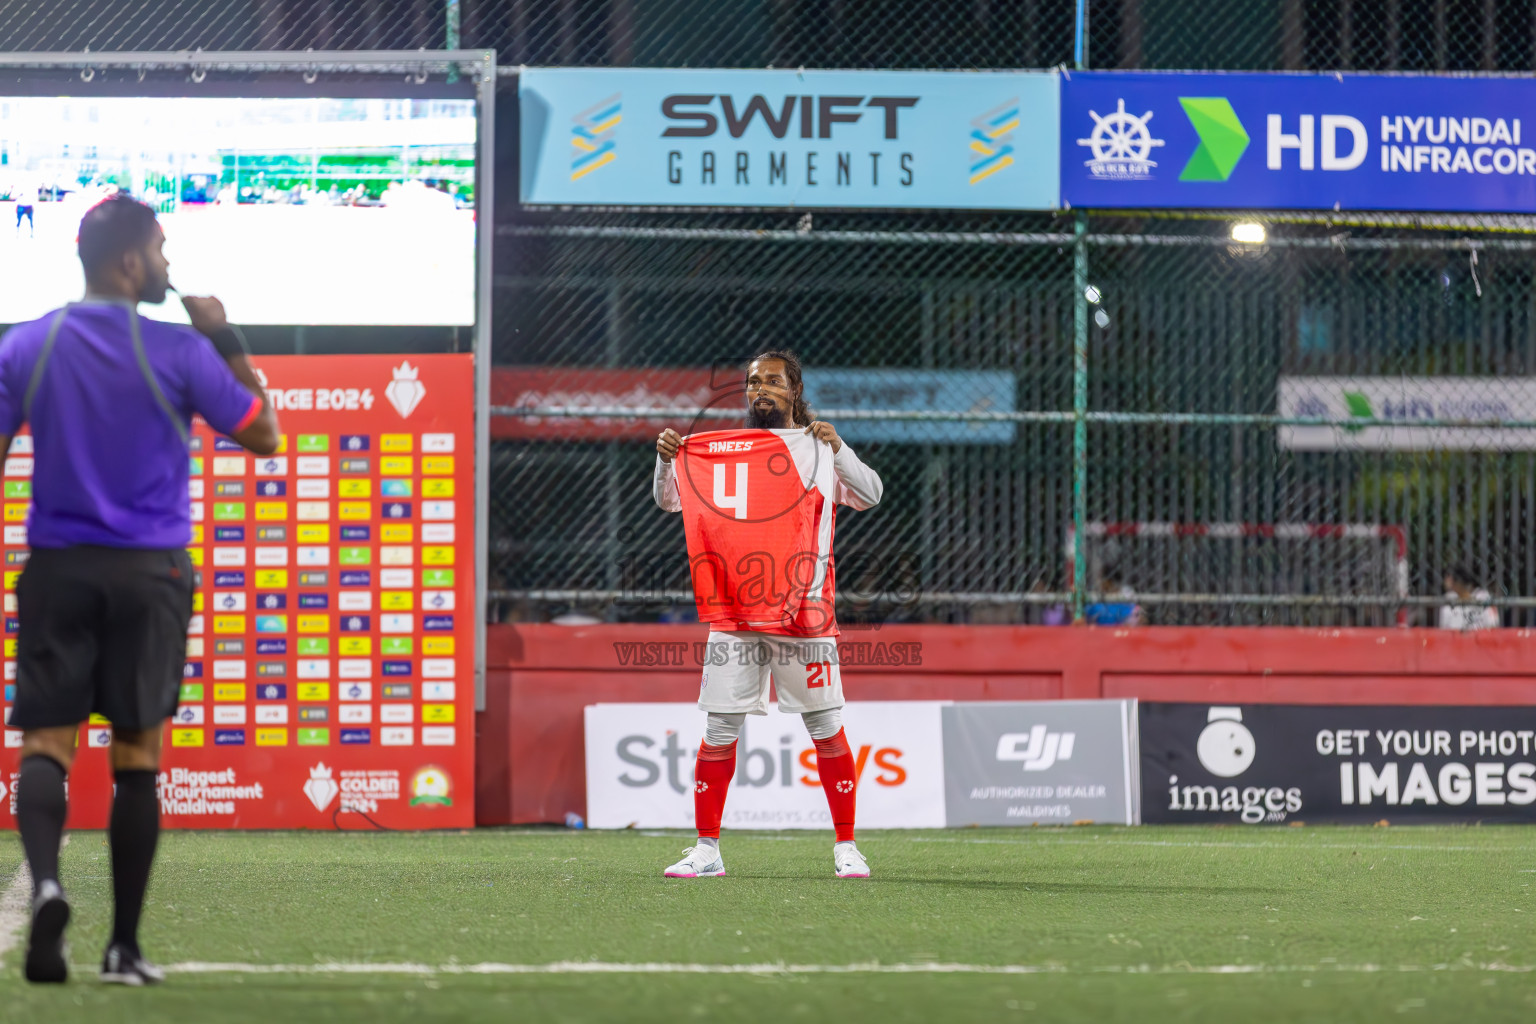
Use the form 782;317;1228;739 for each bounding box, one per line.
664;844;726;878
834;841;870;878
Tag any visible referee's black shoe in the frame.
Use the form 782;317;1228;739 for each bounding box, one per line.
23;880;71;983
101;942;166;986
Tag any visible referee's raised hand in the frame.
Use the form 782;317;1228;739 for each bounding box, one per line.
179;293;229;336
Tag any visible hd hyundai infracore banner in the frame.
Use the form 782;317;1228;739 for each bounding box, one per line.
1062;71;1536;211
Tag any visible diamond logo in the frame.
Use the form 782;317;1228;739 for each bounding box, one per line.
385;361;426;419
303;762;340;812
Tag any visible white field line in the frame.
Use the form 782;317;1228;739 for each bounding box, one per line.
0;859;31;963
0;835;68;963
628;830;1521;854
140;960;1536;977
906;837;1503;853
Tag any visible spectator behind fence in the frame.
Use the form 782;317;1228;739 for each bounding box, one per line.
1438;565;1500;630
1030;579;1069;626
1084;570;1143;627
550;603;605;626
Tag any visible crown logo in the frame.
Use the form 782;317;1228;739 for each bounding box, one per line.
386;361;426;419
303;762;339;812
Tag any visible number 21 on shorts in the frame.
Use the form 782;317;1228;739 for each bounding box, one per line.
806;661;834;688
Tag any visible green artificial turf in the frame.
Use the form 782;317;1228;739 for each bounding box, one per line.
1;826;1534;1022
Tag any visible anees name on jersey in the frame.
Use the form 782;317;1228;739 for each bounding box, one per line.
708;440;753;452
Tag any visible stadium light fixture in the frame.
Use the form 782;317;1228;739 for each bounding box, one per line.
1084;285;1102;304
1230;221;1266;245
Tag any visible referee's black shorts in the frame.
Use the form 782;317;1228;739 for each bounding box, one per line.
10;546;194;732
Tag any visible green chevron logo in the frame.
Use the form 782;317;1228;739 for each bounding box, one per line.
1342;390;1373;433
1178;98;1249;182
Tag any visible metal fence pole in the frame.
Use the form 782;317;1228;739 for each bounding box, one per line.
1073;0;1088;69
1071;212;1090;622
1071;0;1090;622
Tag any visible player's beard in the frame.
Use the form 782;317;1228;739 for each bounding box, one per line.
138;266;170;304
747;399;789;429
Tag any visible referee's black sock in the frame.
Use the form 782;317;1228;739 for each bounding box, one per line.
109;770;160;954
16;754;68;896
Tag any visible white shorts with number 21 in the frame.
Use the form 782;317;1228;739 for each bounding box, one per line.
697;629;844;716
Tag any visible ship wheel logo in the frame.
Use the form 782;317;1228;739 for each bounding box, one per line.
1078;99;1165;179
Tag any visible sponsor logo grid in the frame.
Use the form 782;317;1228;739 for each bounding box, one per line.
0;355;474;829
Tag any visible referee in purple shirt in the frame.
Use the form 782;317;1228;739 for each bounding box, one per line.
1;195;278;985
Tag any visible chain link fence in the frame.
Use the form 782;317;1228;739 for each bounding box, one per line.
4;1;1535;626
490;210;1536;628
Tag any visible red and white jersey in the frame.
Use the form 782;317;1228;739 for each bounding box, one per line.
654;428;883;637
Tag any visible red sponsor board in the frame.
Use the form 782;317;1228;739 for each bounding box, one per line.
0;354;475;829
492;366;717;440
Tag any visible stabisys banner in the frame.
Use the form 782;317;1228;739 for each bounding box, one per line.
585;702;947;829
1142;702;1536;824
0;354;476;829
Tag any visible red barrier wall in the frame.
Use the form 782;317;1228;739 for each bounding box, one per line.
474;623;1536;825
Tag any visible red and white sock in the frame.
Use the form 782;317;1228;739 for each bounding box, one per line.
693;740;737;840
813;729;857;842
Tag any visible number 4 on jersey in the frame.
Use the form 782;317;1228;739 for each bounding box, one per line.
713;463;748;519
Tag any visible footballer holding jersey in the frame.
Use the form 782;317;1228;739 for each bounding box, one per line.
653;350;883;879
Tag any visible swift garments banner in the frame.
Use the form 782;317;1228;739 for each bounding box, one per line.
0;354;476;830
519;68;1060;209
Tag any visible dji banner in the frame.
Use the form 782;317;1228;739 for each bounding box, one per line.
941;701;1140;826
1142;702;1536;824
